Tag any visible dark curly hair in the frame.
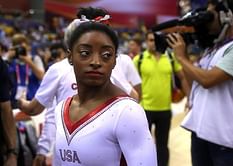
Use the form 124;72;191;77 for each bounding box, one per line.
208;0;233;12
67;22;119;52
76;7;109;20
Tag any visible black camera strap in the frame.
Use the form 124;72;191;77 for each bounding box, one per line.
166;51;182;89
167;51;174;70
137;52;144;76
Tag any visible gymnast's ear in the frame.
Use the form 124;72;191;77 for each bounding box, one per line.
67;49;73;65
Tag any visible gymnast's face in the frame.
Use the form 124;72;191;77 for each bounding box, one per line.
69;30;116;87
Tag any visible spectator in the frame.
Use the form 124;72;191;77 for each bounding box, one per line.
128;36;142;59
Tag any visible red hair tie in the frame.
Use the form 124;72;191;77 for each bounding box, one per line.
94;15;111;25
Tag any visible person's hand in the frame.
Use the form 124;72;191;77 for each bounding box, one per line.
7;48;16;60
19;54;33;64
17;97;29;110
184;100;190;114
166;33;187;61
33;154;46;166
4;154;17;166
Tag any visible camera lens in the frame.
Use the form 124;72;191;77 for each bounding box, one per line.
14;45;26;58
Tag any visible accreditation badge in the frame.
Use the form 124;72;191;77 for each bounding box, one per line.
15;85;27;100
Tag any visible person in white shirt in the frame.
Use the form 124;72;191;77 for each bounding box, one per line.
167;0;233;165
53;14;156;166
112;53;141;100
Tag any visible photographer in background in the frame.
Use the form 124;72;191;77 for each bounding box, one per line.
6;33;45;108
47;42;67;69
167;0;233;165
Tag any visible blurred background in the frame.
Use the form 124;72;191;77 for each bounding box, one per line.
0;0;208;29
0;0;209;57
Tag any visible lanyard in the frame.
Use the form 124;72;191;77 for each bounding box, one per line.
16;63;29;86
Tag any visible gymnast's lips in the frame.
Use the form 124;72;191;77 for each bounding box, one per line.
85;71;104;77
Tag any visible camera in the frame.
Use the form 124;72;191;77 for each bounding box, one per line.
178;9;214;27
153;32;197;53
49;42;66;61
50;49;60;60
152;8;215;51
14;45;27;59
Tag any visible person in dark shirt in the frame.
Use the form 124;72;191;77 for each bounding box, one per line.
0;54;17;166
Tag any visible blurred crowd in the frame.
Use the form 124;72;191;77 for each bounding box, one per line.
0;10;146;65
